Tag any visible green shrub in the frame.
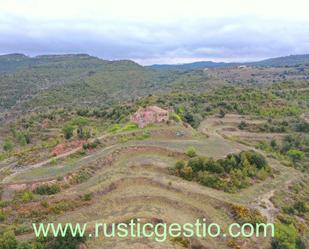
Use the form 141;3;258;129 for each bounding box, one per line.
293;201;308;214
175;160;185;171
186;146;197;157
188;157;205;172
183;112;202;128
169;112;182;122
50;200;73;214
15;131;30;146
231;205;266;225
256;168;269;180
0;231;18;249
0;200;10;208
34;184;61;195
270;139;277;148
47;233;85;249
71;116;89;126
204;158;225;174
20;191;34;202
271;223;299;249
77;126;92;139
287;149;305;162
3;139;14;152
62;123;74;139
198;172;226;190
173;150;270;192
0;209;6;221
180;166;193;180
70;169;92;184
108;124;121;133
248;151;268;169
120;123;138;132
83;139;100;150
83;193;92;201
17;242;31;249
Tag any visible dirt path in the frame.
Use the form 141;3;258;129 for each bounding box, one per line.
254;190;277;222
2;146;83;183
1;131;124;184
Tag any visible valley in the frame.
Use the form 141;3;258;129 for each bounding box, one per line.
0;54;308;249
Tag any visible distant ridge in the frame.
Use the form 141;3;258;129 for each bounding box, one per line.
148;54;309;70
148;61;236;70
1;53;309;71
0;53;143;72
0;52;308;117
249;54;309;67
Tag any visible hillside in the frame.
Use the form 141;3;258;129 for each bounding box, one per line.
251;54;309;67
0;53;308;124
0;54;158;115
0;80;308;249
0;54;217;119
148;54;309;70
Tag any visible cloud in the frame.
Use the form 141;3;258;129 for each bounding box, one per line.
0;0;309;64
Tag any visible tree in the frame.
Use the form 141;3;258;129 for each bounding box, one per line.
271;224;298;249
270;139;277;148
186;146;197;158
183;111;202;128
248;151;268;169
181;166;193;180
77;126;92;139
175;160;185;171
0;231;18;249
188;157;205;172
16;131;29;146
204;158;224;174
62;123;74;139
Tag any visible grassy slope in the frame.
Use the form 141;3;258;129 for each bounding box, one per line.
2;118;303;249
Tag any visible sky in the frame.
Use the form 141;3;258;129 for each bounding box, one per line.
0;0;309;65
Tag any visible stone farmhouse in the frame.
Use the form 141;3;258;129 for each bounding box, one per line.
131;106;169;128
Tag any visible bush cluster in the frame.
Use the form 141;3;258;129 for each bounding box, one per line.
174;150;271;192
34;184;61;195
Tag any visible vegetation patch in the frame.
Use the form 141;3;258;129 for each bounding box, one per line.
34;184;61;195
172;150;272;192
231;204;266;225
257;134;308;171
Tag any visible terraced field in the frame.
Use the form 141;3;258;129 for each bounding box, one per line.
1;118;303;249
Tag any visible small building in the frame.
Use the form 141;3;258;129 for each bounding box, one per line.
238;65;248;69
131;106;169;128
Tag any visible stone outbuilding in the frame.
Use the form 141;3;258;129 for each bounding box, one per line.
131;106;169;128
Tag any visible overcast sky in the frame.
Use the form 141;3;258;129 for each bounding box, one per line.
0;0;309;65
